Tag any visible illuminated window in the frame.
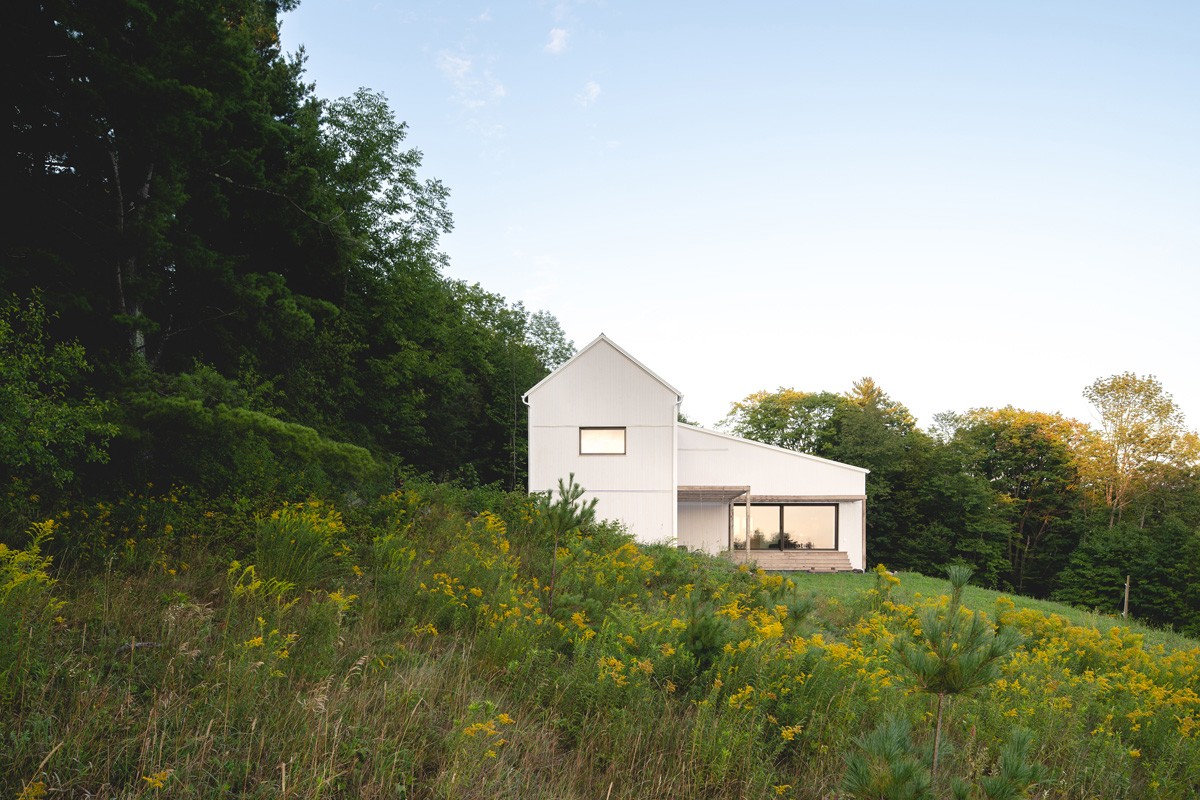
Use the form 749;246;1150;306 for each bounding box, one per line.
732;504;838;550
580;427;626;454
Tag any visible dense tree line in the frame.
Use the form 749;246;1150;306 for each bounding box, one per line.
721;375;1200;633
5;0;570;519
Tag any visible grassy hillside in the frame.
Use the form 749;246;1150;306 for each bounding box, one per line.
4;484;1198;799
787;571;1193;651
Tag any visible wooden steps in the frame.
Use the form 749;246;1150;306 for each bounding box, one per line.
725;549;854;573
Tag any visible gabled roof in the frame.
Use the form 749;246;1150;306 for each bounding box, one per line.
523;333;683;401
678;422;871;475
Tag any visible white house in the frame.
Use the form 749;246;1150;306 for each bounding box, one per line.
524;334;869;572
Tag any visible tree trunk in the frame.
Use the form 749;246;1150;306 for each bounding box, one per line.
109;145;154;364
932;692;946;785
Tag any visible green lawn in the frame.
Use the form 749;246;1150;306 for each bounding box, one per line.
781;569;1196;652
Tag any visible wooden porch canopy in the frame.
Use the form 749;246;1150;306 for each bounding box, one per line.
676;486;750;504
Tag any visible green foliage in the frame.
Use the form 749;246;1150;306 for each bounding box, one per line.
1051;524;1141;615
536;473;599;617
896;567;1021;698
953;408;1089;595
253;501;351;589
1083;373;1199;526
0;521;65;706
894;566;1022;781
683;595;735;675
118;369;386;499
5;487;1200;798
536;473;599;540
0;295;116;525
970;728;1048;800
1053;517;1200;636
909;443;1013;589
842;717;933;800
6;0;573;497
721;387;847;453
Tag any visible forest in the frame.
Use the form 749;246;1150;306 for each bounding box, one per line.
7;0;1198;630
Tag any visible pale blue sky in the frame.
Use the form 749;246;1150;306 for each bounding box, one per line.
281;1;1199;430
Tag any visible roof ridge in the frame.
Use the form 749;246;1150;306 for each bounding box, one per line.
523;333;683;400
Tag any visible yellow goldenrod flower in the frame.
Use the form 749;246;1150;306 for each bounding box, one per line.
141;769;173;789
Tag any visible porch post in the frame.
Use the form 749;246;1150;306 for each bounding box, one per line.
861;497;868;570
728;501;734;551
745;490;751;558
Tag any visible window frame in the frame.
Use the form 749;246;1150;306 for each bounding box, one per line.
579;426;627;455
731;502;839;551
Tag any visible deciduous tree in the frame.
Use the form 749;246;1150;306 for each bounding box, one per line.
720;388;846;454
955;408;1091;594
0;295;115;527
1082;373;1199;527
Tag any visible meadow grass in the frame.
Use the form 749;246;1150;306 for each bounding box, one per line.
787;570;1196;653
4;486;1198;799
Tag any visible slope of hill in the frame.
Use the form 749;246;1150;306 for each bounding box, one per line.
5;484;1198;799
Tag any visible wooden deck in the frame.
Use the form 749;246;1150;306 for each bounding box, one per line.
725;549;854;573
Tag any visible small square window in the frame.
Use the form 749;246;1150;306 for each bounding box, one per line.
580;427;626;454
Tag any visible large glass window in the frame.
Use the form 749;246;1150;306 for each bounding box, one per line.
783;505;837;550
732;504;838;551
580;427;626;454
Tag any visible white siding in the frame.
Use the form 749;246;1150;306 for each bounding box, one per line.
838;501;865;571
678;502;729;553
588;491;675;543
677;425;866;496
527;336;679;544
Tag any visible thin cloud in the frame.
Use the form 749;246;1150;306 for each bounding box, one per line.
437;51;507;110
469;119;506;139
575;80;601;108
437;53;472;80
545;28;569;54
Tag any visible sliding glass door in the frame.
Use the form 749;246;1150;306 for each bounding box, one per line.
732;504;838;551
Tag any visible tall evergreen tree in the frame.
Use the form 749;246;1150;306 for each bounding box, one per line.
7;1;574;490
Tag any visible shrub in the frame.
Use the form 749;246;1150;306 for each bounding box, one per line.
0;294;115;530
254;501;350;589
0;520;65;704
117;369;387;501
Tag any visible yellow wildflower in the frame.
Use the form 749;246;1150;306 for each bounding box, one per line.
141;769;173;789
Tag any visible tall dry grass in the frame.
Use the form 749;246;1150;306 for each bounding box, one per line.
4;484;1198;799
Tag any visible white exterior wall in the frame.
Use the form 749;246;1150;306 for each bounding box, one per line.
678;502;729;552
678;425;866;496
837;500;865;571
526;337;679;544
